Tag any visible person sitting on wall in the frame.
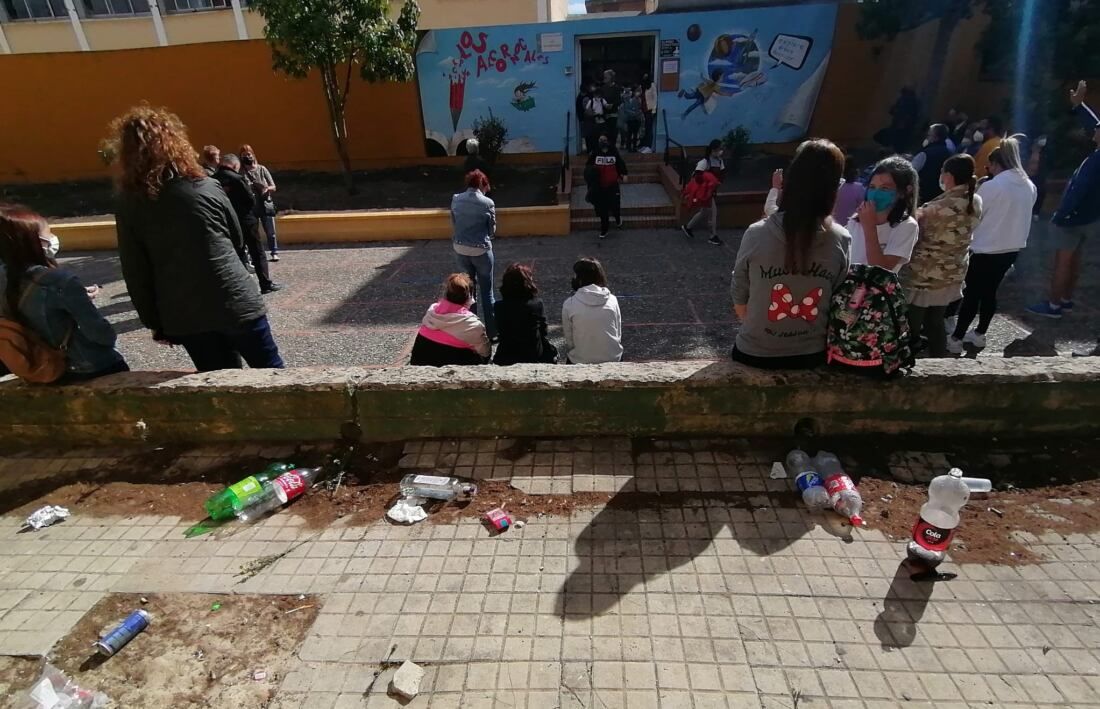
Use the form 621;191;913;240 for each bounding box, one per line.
584;134;628;240
493;263;558;366
409;273;491;366
731;139;851;370
562;258;622;365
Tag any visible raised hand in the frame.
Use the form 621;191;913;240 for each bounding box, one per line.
1071;80;1087;107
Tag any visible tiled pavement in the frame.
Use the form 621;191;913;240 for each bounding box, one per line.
1;441;1099;708
58;218;1100;372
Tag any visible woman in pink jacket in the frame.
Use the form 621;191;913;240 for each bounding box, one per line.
409;273;491;366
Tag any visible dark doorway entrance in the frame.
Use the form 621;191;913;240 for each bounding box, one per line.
576;34;657;154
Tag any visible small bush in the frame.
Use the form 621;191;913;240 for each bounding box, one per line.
722;126;752;161
473;113;509;163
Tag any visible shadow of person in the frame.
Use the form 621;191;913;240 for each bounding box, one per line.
873;559;951;649
558;488;823;619
1004;331;1060;357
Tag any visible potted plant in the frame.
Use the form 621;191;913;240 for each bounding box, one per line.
721;125;752;176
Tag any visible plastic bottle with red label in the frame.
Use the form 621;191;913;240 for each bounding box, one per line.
236;467;324;522
813;451;866;527
907;468;971;567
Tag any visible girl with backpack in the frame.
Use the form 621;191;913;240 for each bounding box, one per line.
0;204;128;383
901;154;983;357
730;139;851;369
847;156;920;272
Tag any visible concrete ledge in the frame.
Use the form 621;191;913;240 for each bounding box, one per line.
2;359;1099;447
50;205;570;250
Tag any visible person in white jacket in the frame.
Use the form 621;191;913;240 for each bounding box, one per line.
409;273;491;366
946;138;1037;352
561;258;623;364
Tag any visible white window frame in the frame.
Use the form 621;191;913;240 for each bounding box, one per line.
165;0;232;12
3;0;68;20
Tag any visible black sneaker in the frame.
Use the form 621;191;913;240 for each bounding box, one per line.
681;224;695;239
261;282;284;294
599;231;608;240
708;236;723;246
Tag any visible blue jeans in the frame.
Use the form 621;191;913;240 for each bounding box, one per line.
260;214;278;254
175;315;285;372
455;249;496;338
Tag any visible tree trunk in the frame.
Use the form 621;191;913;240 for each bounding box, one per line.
920;2;967;120
319;66;357;195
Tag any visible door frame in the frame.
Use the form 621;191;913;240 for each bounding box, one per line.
574;30;660;154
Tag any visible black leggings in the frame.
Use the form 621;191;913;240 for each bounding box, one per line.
947;252;1019;338
593;192;621;233
907;304;948;357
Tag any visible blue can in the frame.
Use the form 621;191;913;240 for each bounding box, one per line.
95;609;150;656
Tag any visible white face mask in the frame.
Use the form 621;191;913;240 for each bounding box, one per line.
1037;136;1048;147
973;130;985;143
938;178;948;192
922;139;930;148
40;232;60;259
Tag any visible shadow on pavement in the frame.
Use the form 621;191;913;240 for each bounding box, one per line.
873;559;945;649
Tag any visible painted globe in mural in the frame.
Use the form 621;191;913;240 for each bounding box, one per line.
686;24;702;42
707;32;764;97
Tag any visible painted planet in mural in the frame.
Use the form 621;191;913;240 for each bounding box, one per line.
686;24;702;42
707;32;764;97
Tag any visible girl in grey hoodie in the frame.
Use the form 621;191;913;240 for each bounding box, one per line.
562;258;623;364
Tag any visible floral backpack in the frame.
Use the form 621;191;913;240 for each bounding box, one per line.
826;264;914;377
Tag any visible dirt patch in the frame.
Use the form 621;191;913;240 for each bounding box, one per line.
859;477;1100;565
2;165;558;220
48;593;319;708
0;656;43;709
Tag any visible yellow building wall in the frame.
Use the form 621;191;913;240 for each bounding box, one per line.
162;11;239;45
2;20;80;54
0;39;426;182
414;0;540;29
81;17;161;51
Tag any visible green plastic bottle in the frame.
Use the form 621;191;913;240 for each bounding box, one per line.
204;462;296;520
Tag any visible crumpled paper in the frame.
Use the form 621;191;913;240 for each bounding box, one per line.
387;497;428;524
769;462;788;480
16;663;108;708
23;505;70;531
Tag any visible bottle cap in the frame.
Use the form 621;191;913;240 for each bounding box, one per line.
948;468;964;477
849;515;866;528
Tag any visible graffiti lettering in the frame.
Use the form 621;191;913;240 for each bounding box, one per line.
457;30;489;61
457;32;547;77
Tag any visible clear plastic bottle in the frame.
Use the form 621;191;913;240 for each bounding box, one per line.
786;449;829;509
237;467;324;522
961;477;991;493
907;468;971;567
204;462;296;520
814;451;865;527
399;474;478;501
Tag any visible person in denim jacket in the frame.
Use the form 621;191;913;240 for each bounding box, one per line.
0;204;127;382
451;170;498;340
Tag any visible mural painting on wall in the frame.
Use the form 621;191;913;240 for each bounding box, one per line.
416;3;837;155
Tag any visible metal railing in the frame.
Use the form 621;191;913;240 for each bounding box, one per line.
560;111;572;193
662;110;688;187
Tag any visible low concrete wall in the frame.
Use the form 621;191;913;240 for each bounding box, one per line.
50;205;571;251
2;359;1099;447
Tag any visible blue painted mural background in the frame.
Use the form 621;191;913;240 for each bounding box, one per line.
416;3;838;154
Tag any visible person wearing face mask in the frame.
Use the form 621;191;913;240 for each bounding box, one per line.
584;134;628;239
945;108;969;148
562;258;622;364
239;145;280;262
911;124;953;202
972;116;1005;178
946;139;1036;352
847;156;920;272
1028;80;1100;319
408;273;490;366
582;83;608;155
901;154;983;357
0;204;127;382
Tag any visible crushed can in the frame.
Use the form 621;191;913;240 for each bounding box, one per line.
95;609;150;656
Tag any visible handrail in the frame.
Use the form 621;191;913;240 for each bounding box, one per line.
662;109;688;187
560;111;572;193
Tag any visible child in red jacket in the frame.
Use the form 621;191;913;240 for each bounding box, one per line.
681;159;721;244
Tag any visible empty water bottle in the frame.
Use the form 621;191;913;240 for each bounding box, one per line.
814;451;865;527
399;474;477;501
907;468;971;567
787;449;829;509
237;467;324;522
204;462;297;520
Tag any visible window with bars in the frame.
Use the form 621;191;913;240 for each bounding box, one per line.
167;0;233;11
83;0;151;15
4;0;67;19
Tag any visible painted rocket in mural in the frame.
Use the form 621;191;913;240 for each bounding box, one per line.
449;65;469;131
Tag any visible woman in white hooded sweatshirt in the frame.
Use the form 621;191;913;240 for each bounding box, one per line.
946;138;1037;352
562;258;623;364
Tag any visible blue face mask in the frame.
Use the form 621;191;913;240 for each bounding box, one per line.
866;187;897;213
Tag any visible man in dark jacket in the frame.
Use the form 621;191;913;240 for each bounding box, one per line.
215;154;281;294
584;135;628;239
1029;80;1100;319
912;124;953;202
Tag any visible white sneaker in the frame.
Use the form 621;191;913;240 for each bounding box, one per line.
944;316;957;336
963;330;986;348
946;336;964;355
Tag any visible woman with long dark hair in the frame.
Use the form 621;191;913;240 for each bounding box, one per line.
110;105;284;372
493;263;557;365
901;154;983;357
730;139;851;369
0;204;127;382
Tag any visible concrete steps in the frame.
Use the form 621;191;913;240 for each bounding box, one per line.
569;182;678;231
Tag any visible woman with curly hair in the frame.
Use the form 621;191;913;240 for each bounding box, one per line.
110;105;285;372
